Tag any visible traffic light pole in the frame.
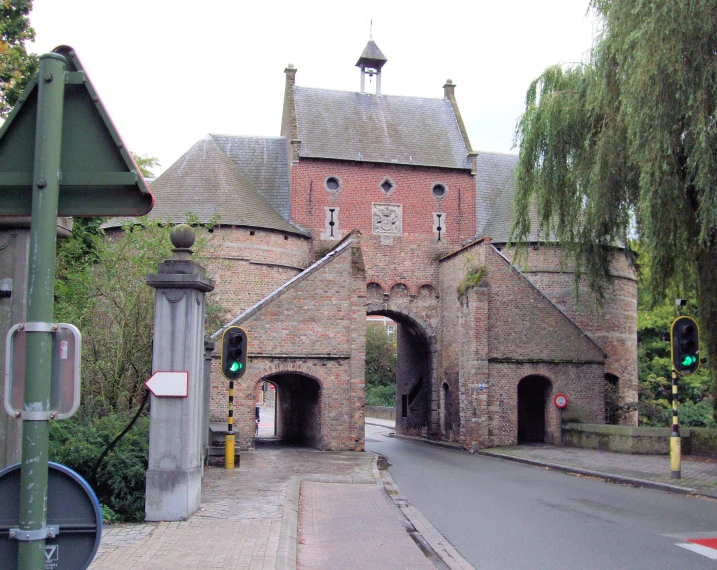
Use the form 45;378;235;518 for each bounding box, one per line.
17;53;66;570
670;368;681;479
226;380;235;470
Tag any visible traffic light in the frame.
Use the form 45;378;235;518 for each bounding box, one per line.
221;326;248;380
671;316;700;376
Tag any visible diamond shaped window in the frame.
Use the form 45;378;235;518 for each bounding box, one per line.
380;178;395;194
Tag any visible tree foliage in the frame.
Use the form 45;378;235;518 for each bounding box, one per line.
636;253;714;427
55;217;224;414
131;152;160;179
365;324;397;406
513;0;717;404
0;0;37;117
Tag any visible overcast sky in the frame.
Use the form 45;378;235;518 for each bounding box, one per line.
29;0;598;176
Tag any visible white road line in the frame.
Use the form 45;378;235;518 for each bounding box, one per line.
676;543;717;560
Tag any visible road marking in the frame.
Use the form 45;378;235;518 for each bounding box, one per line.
676;537;717;560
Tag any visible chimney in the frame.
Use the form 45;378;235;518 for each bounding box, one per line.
443;79;456;99
285;63;297;88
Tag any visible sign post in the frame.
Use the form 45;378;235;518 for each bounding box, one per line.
0;45;154;569
17;52;66;570
554;393;568;446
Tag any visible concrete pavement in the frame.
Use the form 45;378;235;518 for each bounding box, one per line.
88;418;715;569
477;444;717;499
89;427;468;570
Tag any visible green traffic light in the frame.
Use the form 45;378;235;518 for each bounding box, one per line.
681;355;697;367
229;362;241;372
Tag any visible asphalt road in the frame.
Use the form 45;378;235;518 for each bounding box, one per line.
365;424;717;570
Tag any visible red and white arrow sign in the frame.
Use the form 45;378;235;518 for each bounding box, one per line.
145;371;188;398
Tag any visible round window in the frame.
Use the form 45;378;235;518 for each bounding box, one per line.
325;176;341;192
432;183;447;198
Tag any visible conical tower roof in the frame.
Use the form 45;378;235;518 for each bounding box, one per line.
355;39;387;70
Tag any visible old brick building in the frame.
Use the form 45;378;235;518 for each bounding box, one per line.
141;39;638;451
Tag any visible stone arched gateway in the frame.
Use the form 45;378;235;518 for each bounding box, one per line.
367;281;441;439
247;367;324;449
139;42;639;456
209;237;366;451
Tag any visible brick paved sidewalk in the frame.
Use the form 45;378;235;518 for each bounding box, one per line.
89;446;457;570
479;445;717;499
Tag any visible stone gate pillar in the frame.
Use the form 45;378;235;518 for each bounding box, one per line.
145;225;214;521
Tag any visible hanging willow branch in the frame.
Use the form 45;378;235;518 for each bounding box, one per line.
512;0;717;407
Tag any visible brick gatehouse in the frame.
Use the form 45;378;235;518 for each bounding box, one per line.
135;39;637;451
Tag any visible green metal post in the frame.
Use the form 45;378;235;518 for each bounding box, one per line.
17;52;66;570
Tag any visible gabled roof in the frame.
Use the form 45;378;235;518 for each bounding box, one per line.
119;136;301;234
293;87;472;170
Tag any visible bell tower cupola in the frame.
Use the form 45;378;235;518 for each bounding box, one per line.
356;38;387;94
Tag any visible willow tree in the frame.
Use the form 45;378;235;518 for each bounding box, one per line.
513;0;717;404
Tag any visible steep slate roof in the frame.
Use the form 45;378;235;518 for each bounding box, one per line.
293;86;472;170
125;136;300;234
355;40;388;68
209;134;290;220
477;151;543;243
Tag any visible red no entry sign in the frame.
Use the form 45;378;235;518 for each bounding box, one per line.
554;393;568;409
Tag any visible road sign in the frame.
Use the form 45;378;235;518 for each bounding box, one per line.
145;371;189;398
554;393;568;409
0;462;102;569
0;45;154;217
4;323;81;420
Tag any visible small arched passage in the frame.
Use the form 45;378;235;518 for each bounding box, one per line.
605;373;620;425
517;375;552;443
367;308;435;437
257;373;322;448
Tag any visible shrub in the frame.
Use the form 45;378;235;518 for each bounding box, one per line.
49;401;149;522
366;384;396;407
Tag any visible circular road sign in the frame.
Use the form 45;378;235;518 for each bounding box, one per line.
554;393;568;409
0;462;103;569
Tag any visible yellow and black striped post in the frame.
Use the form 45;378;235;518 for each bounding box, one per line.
670;369;681;479
226;379;235;470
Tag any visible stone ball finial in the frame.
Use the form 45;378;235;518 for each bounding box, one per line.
287;63;295;69
171;224;196;249
446;79;453;84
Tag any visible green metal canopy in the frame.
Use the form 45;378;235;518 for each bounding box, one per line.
0;45;154;217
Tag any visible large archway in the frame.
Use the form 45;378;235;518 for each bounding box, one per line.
256;373;322;448
366;308;435;438
517;375;552;443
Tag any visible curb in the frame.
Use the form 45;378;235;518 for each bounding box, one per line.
389;432;465;452
276;475;300;570
370;451;475;570
476;450;717;500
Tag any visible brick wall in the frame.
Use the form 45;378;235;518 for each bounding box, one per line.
202;226;310;322
498;245;638;425
438;240;606;448
290;159;475;294
209;238;366;451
